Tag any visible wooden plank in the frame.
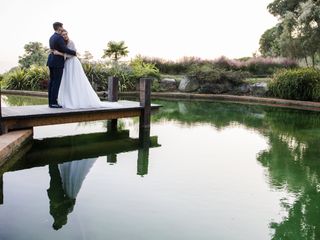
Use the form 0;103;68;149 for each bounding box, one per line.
0;129;33;164
2;101;160;119
2;108;142;131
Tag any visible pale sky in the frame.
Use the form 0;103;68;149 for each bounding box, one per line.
0;0;277;73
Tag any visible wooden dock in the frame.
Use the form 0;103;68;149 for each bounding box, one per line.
0;77;161;165
1;100;160;133
0;77;160;134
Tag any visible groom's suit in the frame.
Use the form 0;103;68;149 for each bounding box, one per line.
47;32;76;106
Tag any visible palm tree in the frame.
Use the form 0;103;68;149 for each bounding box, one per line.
102;41;129;62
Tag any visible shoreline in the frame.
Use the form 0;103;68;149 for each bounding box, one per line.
2;89;320;112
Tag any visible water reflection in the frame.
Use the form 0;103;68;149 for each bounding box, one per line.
2;94;48;106
153;100;320;239
47;163;76;230
0;129;160;230
2;95;320;239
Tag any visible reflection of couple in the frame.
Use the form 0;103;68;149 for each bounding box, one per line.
47;21;120;109
47;158;96;230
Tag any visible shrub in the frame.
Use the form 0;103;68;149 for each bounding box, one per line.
187;64;250;85
141;56;181;74
3;68;28;90
212;56;242;71
242;57;298;76
130;57;160;80
82;61;110;91
268;68;320;101
25;65;49;90
108;62;134;91
142;56;298;76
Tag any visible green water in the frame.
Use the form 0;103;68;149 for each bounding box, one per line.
1;95;320;240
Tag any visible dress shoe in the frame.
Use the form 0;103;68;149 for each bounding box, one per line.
49;104;63;108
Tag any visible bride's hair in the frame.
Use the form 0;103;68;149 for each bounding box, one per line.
61;29;69;44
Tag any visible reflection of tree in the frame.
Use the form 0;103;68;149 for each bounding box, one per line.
2;95;47;106
47;164;75;230
152;100;268;130
153;99;320;239
255;108;320;239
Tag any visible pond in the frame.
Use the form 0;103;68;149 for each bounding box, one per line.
1;95;320;240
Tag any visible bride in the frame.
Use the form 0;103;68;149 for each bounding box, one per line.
53;29;121;109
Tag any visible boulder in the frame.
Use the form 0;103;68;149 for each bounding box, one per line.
250;82;268;96
198;82;233;94
230;83;251;95
178;77;200;92
160;78;178;91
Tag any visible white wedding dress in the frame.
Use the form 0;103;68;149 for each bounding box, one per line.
58;158;97;199
58;40;121;109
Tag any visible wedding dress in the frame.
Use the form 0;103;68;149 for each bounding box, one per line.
58;40;121;109
58;158;97;199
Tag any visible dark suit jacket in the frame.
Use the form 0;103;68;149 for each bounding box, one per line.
47;32;76;68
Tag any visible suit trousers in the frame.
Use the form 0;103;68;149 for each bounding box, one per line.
48;67;63;105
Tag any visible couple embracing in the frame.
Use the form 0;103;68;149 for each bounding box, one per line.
47;22;119;109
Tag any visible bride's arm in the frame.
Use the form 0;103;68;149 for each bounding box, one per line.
52;49;67;60
52;49;64;56
52;41;77;59
65;40;77;58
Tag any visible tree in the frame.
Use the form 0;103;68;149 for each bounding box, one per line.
18;42;49;68
102;41;129;62
259;26;281;57
81;51;93;62
260;0;320;67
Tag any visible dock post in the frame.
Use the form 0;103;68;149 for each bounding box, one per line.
107;76;119;132
139;78;152;130
0;80;4;135
107;154;117;164
0;81;4;135
137;127;150;176
0;175;3;205
137;78;152;176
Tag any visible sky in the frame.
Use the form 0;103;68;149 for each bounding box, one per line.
0;0;278;73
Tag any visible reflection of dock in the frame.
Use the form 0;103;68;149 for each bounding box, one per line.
0;129;159;230
3;130;160;173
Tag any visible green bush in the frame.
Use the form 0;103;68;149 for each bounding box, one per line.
108;62;134;91
130;57;160;80
268;68;320;101
187;64;251;85
25;65;49;90
82;62;110;91
3;68;28;90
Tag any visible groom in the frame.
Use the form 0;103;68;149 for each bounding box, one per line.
47;22;77;108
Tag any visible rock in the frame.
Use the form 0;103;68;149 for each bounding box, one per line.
250;82;268;96
178;77;199;92
230;83;251;95
160;78;178;91
198;82;233;94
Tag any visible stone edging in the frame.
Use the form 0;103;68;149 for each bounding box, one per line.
2;89;320;111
